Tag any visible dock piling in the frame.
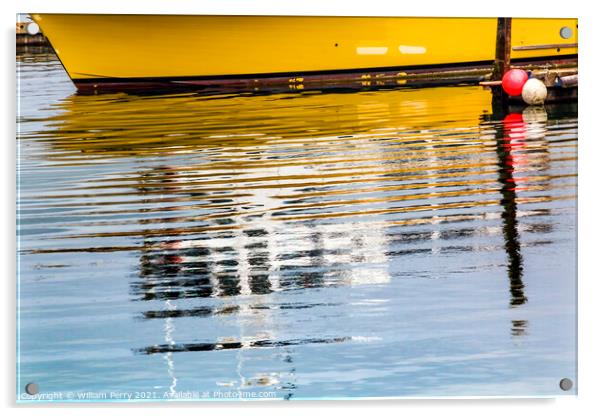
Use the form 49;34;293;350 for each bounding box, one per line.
493;18;512;81
492;18;512;110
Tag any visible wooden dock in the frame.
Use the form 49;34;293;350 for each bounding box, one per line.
484;17;577;106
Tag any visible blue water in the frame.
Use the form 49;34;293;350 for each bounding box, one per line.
17;49;577;401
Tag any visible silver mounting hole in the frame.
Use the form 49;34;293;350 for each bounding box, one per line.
26;22;40;36
25;382;39;395
560;26;573;39
559;378;573;391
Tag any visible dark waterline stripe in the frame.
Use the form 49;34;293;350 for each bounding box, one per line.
71;54;577;86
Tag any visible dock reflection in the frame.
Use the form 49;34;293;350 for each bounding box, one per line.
489;105;558;337
497;112;527;307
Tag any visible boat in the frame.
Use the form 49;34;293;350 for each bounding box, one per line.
29;14;578;93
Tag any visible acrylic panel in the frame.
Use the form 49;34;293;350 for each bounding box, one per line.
16;14;577;402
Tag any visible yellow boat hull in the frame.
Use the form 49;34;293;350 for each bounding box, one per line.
30;14;578;91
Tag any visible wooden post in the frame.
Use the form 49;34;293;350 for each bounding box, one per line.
493;17;512;80
492;17;512;111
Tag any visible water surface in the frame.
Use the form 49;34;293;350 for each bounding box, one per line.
17;50;577;400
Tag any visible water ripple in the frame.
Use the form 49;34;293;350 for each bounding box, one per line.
17;50;577;399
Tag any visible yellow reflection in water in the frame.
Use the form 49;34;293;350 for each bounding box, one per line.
38;86;493;159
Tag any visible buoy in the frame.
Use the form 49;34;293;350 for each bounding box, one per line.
521;78;547;105
501;69;528;96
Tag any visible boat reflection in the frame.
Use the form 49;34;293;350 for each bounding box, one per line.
34;85;493;159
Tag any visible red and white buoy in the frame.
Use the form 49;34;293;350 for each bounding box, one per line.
500;69;547;105
521;78;548;105
501;69;528;96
